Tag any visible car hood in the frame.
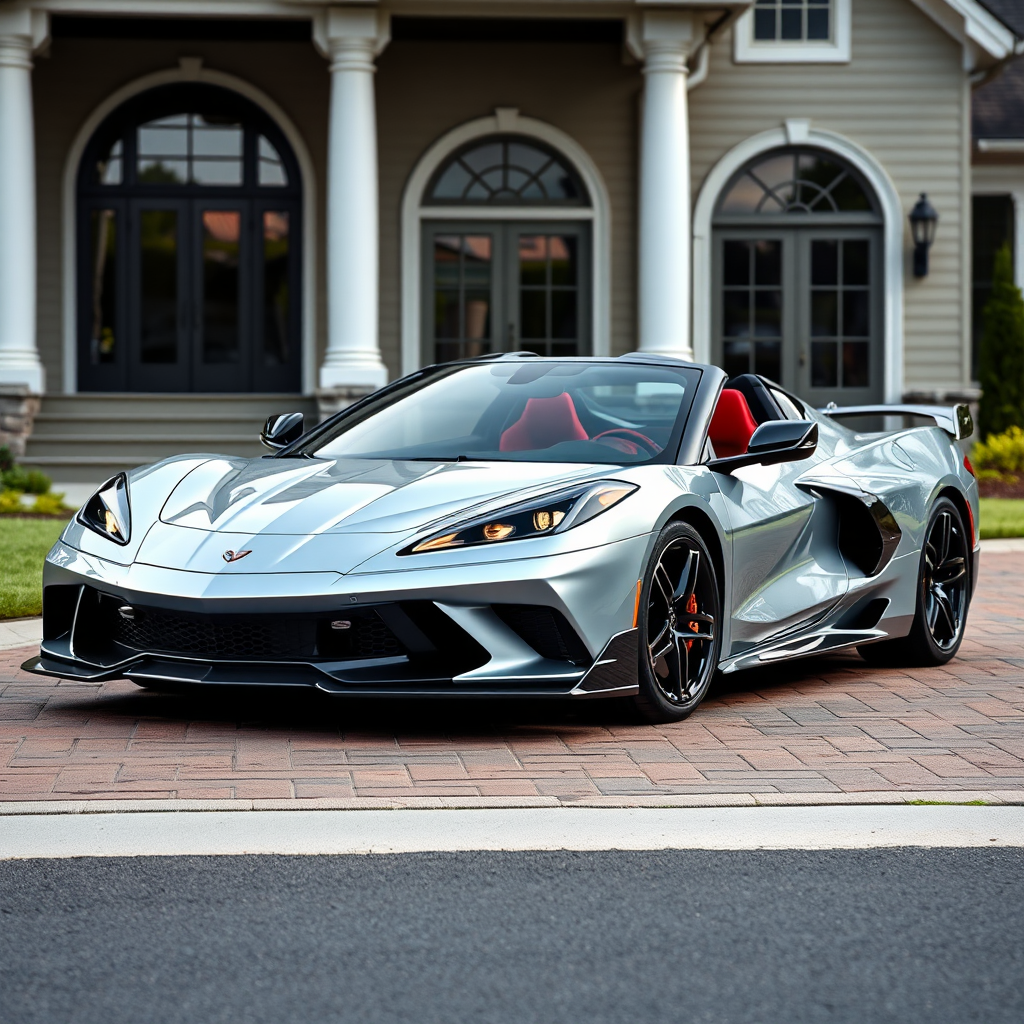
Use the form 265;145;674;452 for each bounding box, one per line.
158;456;603;537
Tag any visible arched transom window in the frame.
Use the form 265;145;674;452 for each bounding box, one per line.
426;136;588;205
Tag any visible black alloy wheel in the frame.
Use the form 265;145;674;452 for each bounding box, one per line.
634;522;722;723
860;496;972;667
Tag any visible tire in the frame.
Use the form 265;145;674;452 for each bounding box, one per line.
633;522;723;723
858;496;971;667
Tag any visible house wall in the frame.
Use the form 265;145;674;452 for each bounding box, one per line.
693;0;970;394
31;37;328;393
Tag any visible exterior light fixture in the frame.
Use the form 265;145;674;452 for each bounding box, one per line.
909;193;938;278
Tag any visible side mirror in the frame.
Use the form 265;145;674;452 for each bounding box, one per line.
260;412;304;451
710;420;818;474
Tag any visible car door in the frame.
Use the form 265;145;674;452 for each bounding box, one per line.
713;425;849;657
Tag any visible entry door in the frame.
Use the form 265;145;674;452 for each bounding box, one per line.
423;221;590;365
714;229;882;405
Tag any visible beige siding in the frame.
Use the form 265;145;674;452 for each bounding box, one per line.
692;0;969;392
376;40;640;372
32;38;329;393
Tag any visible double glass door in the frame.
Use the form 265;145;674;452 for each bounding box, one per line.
423;221;590;364
714;228;883;406
80;197;299;392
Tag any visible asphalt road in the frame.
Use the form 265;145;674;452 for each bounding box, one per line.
1;850;1022;1024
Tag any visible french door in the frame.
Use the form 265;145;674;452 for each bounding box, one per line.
422;221;591;365
714;227;883;406
79;197;300;392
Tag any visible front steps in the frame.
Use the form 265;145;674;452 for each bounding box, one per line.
21;393;319;493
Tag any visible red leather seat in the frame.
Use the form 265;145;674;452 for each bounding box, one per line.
499;393;589;452
709;388;758;458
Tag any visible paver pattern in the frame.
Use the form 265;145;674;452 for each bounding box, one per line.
2;554;1023;803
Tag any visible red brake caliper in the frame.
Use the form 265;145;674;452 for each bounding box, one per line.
685;593;698;650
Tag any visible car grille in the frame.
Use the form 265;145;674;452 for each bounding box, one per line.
95;596;403;662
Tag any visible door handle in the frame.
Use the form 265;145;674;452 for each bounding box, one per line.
799;349;807;368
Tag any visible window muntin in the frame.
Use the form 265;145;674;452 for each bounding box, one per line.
718;150;874;216
303;362;698;465
427;137;587;205
753;0;831;43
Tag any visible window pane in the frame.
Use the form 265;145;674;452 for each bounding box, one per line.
807;8;830;39
811;292;838;337
723;290;751;337
263;211;289;366
520;291;547;339
551;291;577;339
97;140;122;187
724;340;751;378
753;290;782;337
139;160;187;185
463;236;492;287
755;340;781;381
843;289;870;337
724;241;750;286
550;236;577;286
843;341;869;388
811;340;838;387
519;236;547;286
201;210;241;364
434;290;460;339
89;209;117;364
780;8;802;39
138;124;188;158
433;236;461;287
192;160;243;187
258;136;288;187
754;8;776;40
192;117;242;157
811;240;838;285
843;240;869;285
754;240;781;285
140;209;178;364
465;293;490;340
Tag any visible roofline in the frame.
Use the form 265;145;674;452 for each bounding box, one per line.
910;0;1020;65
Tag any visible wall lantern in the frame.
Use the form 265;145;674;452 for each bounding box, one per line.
909;193;938;278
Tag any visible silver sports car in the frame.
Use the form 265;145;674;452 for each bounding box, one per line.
23;354;979;722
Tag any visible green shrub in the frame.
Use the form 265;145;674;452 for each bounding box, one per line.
31;492;66;515
1;465;50;494
22;469;51;495
0;445;13;473
978;243;1024;439
972;425;1024;478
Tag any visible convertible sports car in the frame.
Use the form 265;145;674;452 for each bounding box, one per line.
23;353;979;722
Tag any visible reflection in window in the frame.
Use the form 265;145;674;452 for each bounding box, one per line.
433;234;493;363
201;210;241;364
263;212;290;364
428;137;586;205
137;113;243;186
140;209;178;364
519;235;579;356
96;141;123;186
718;148;872;215
258;136;288;187
89;209;117;364
721;239;783;381
754;0;831;42
810;238;870;389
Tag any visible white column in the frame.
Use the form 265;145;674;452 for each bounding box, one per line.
318;7;388;390
0;11;46;393
635;13;695;361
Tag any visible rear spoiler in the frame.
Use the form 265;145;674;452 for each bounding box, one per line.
819;403;973;440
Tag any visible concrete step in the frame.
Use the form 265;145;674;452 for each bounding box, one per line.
26;435;262;457
38;393;317;418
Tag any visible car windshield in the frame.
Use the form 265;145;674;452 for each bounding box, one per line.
301;360;700;464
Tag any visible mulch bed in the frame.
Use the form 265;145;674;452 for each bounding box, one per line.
979;475;1024;499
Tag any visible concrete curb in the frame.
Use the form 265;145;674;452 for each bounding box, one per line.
1;790;1021;815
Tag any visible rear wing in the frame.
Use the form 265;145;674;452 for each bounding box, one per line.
819;403;973;440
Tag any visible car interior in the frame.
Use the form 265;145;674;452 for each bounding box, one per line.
707;374;798;459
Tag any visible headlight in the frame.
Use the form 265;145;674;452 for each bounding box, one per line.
77;473;131;545
402;481;637;555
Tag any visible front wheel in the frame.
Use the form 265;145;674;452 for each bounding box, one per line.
633;522;722;723
859;496;971;667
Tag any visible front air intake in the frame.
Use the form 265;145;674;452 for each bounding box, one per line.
493;604;591;665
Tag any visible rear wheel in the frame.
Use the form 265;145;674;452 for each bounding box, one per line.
633;523;722;723
859;496;971;667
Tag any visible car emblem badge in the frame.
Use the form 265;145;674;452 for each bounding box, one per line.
223;549;252;563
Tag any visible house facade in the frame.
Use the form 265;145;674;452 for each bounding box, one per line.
0;0;1017;492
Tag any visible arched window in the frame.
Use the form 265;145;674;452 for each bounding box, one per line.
77;83;302;393
426;137;588;206
422;134;592;363
712;146;883;406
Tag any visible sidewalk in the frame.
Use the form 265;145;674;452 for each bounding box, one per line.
2;543;1022;808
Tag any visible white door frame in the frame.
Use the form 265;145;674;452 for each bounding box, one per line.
693;125;905;403
400;109;611;377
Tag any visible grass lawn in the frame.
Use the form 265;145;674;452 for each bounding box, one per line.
979;498;1024;540
0;517;67;619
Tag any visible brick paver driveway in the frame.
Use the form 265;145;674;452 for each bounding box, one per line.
2;553;1023;805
